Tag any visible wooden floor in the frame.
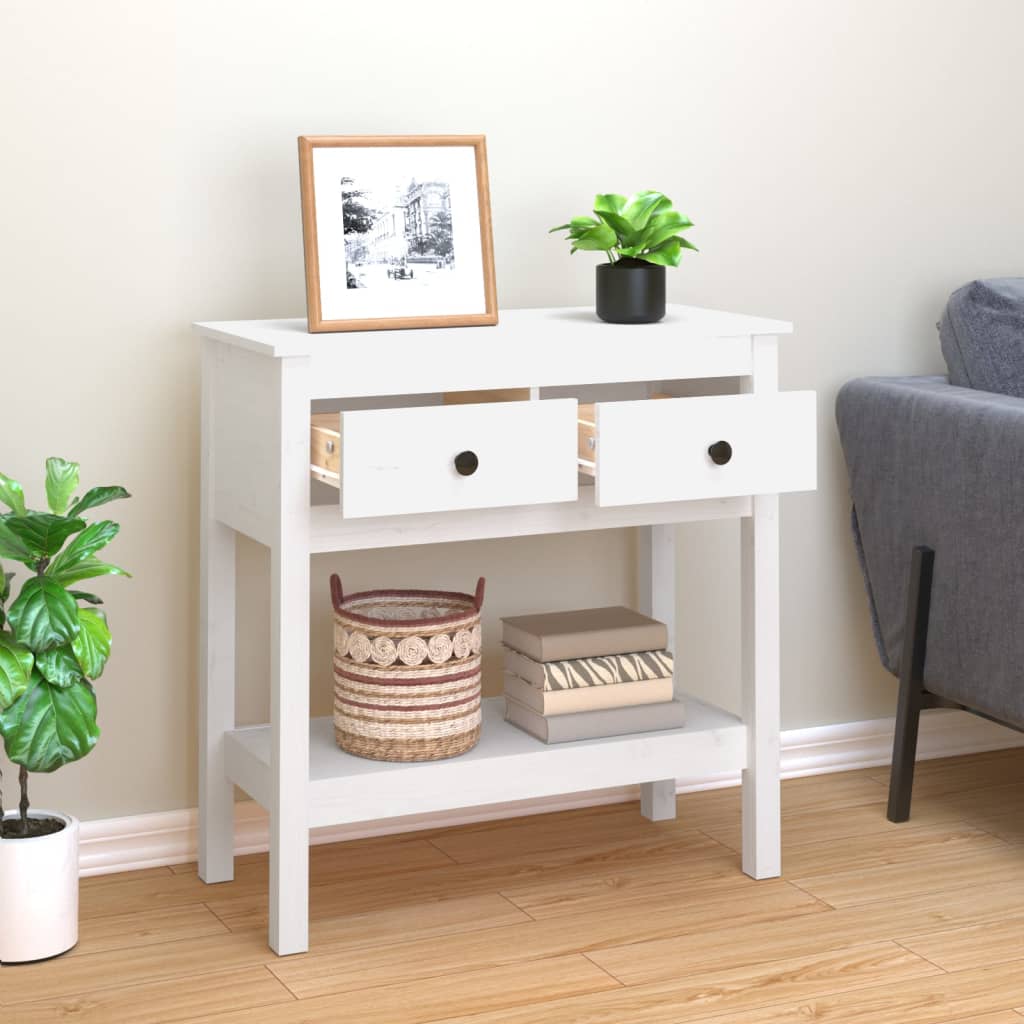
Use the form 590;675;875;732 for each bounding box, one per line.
5;749;1024;1023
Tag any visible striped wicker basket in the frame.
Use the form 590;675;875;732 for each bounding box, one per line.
330;575;485;762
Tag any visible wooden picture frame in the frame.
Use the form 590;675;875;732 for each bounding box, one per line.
298;135;498;333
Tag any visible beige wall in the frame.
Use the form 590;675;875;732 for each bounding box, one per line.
3;0;1023;821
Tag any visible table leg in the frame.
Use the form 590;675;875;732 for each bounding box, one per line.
268;356;311;956
199;338;236;884
741;493;781;878
638;523;678;822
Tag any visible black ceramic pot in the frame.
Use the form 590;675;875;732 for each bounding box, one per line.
595;258;666;324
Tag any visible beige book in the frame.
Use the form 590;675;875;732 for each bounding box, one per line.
503;672;673;715
504;696;687;743
501;606;668;662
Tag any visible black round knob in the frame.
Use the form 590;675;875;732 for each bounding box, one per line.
454;450;479;476
708;440;733;466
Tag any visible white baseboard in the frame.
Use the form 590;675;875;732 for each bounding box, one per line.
78;708;1024;877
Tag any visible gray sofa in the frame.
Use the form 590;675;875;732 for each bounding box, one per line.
836;278;1024;821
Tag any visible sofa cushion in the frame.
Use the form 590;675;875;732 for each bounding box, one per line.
940;278;1024;397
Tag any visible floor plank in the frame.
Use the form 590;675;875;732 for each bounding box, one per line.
898;915;1024;972
195;955;619;1024
206;829;737;931
267;885;825;1000
67;904;229;958
5;966;294;1024
791;840;1024;908
435;941;940;1024
587;879;1024;986
641;962;1024;1024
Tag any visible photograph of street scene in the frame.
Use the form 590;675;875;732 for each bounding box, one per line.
341;177;454;289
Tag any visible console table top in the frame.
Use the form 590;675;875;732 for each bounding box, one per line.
194;304;793;359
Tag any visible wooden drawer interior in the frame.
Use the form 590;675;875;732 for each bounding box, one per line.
577;394;671;477
311;413;341;488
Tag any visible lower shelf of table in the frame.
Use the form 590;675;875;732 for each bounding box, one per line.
224;696;746;830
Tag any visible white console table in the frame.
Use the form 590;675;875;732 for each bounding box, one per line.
194;305;816;956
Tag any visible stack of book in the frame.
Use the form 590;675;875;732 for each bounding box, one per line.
501;606;685;743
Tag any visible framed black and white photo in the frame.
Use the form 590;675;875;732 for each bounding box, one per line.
298;135;498;333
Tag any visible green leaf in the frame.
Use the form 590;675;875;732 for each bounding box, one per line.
68;590;104;605
548;223;572;233
0;520;33;563
0;569;11;628
4;512;86;558
67;486;131;519
0;632;33;710
594;209;638;246
71;608;111;679
7;577;81;652
0;472;27;517
0;672;99;773
623;190;672;231
48;557;131;587
593;193;628;216
571;222;617;251
45;458;80;516
637;237;684;267
637;211;694;252
48;520;119;576
36;644;83;688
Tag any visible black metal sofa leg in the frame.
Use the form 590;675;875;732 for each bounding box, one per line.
887;546;935;823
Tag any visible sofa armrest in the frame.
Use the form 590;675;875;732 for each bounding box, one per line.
836;376;1024;727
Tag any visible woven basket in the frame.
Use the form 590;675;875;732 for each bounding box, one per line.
331;574;485;762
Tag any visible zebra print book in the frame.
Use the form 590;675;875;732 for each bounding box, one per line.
504;647;674;691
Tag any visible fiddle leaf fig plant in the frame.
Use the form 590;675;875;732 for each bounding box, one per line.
0;459;130;838
550;190;697;266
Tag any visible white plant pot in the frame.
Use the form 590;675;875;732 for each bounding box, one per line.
0;810;79;963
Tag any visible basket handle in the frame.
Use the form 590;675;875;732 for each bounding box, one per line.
473;577;485;611
330;574;344;612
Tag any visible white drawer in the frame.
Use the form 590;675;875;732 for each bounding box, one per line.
589;392;817;506
322;399;579;519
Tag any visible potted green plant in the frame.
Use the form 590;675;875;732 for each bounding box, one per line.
550;190;697;324
0;458;129;963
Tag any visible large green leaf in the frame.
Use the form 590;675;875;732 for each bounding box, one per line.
67;486;131;519
0;519;33;563
45;458;80;515
622;190;672;231
593;193;628;216
571;222;617;251
637;211;694;253
71;608;111;679
48;520;119;576
0;472;27;517
4;512;86;558
36;644;84;688
48;557;131;587
638;236;685;267
0;672;99;773
594;209;638;246
7;577;80;652
0;632;33;710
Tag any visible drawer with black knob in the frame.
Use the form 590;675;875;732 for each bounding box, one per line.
579;392;817;507
310;399;579;519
